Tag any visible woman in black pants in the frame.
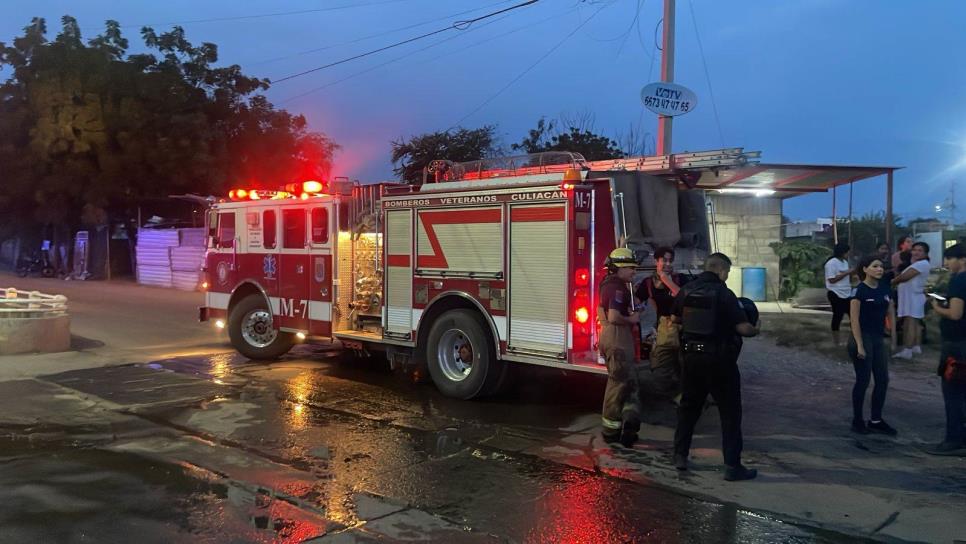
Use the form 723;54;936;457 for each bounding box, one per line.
825;242;854;332
848;255;897;435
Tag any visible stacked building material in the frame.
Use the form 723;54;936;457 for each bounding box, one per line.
135;229;178;288
170;228;206;291
136;228;207;290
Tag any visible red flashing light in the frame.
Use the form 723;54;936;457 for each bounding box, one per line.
574;267;590;287
573;286;590;325
228;189;236;199
236;189;248;198
299;192;310;200
561;183;576;191
249;191;261;200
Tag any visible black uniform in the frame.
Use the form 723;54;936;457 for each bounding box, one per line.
671;271;750;467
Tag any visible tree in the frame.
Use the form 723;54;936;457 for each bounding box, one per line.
836;212;909;257
0;16;338;238
512;117;624;161
390;126;499;183
770;240;831;300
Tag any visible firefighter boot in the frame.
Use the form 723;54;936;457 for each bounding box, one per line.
619;409;641;448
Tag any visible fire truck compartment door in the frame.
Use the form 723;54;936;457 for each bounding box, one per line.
508;203;568;356
385;209;413;337
278;208;311;331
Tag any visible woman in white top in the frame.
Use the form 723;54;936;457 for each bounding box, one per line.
825;243;854;332
892;241;930;359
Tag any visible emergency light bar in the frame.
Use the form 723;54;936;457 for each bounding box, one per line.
226;180;328;201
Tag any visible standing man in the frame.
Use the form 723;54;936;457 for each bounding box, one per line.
598;248;643;447
671;253;760;481
928;243;966;455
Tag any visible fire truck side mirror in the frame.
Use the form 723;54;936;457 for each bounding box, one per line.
207;210;219;239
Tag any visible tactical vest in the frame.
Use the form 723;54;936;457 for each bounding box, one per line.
680;280;721;340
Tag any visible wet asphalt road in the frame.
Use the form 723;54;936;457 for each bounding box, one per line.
0;347;866;543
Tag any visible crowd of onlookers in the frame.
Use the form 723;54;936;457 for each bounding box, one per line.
824;238;966;455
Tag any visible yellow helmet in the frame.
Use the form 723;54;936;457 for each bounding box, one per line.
607;247;637;268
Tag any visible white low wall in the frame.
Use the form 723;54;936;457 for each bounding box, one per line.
0;314;71;355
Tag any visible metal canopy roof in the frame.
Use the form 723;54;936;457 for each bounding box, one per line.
694;163;901;198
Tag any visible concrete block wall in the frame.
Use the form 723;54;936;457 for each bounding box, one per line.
708;195;782;301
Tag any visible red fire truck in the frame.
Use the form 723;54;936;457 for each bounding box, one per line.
199;149;755;399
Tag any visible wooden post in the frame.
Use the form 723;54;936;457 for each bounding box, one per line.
832;186;838;244
885;170;894;250
848;180;854;245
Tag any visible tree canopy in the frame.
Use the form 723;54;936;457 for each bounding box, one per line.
0;16;338;235
390;126;500;184
512;117;624;161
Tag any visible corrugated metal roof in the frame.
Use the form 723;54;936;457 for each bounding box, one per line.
694;164;900;199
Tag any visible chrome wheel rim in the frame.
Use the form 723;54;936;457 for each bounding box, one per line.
438;329;474;382
241;309;277;348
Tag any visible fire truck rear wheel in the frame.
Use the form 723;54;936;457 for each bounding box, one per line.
426;309;501;400
228;294;294;360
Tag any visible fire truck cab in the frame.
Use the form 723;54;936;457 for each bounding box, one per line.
200;149;756;399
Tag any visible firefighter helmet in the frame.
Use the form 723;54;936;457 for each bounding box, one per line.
607;247;637;268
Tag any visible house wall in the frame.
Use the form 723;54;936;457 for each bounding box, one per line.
708;195;783;301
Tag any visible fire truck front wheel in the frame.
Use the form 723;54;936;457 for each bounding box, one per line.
228;294;294;360
426;309;501;400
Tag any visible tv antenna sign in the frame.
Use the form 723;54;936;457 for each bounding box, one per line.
641;82;698;116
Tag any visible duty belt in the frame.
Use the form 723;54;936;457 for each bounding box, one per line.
683;340;716;353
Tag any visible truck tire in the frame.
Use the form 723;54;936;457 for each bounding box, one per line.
228;294;294;360
426;309;502;399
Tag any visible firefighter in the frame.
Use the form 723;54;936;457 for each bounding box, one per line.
598;247;643;447
670;252;760;481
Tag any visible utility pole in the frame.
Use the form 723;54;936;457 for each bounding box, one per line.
656;0;675;156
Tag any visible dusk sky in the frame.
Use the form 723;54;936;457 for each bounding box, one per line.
3;0;964;222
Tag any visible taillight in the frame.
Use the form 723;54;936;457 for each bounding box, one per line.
574;267;589;287
573;287;590;324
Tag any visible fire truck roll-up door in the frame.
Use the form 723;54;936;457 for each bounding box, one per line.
507;203;568;357
385;209;413;338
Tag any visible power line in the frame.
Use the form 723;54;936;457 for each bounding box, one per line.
248;0;516;67
450;0;612;129
615;0;645;59
277;12;516;105
278;4;579;105
126;0;409;29
687;0;725;146
271;0;540;84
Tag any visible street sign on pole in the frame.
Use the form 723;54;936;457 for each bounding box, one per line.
642;81;698;117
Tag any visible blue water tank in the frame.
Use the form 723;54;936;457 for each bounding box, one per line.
741;267;767;302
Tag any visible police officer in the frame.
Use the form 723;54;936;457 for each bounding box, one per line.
671;252;760;481
598;248;643;447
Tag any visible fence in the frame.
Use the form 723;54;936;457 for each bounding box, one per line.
1;288;68;318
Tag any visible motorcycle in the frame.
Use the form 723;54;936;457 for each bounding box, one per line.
16;247;56;278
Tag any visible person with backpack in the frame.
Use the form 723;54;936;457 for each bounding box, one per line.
847;255;897;436
670;253;761;481
636;246;687;402
598;247;643;447
826;242;854;333
927;243;966;456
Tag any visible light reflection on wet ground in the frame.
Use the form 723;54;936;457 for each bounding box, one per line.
13;348;868;543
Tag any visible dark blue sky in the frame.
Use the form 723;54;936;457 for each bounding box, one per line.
4;0;964;221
